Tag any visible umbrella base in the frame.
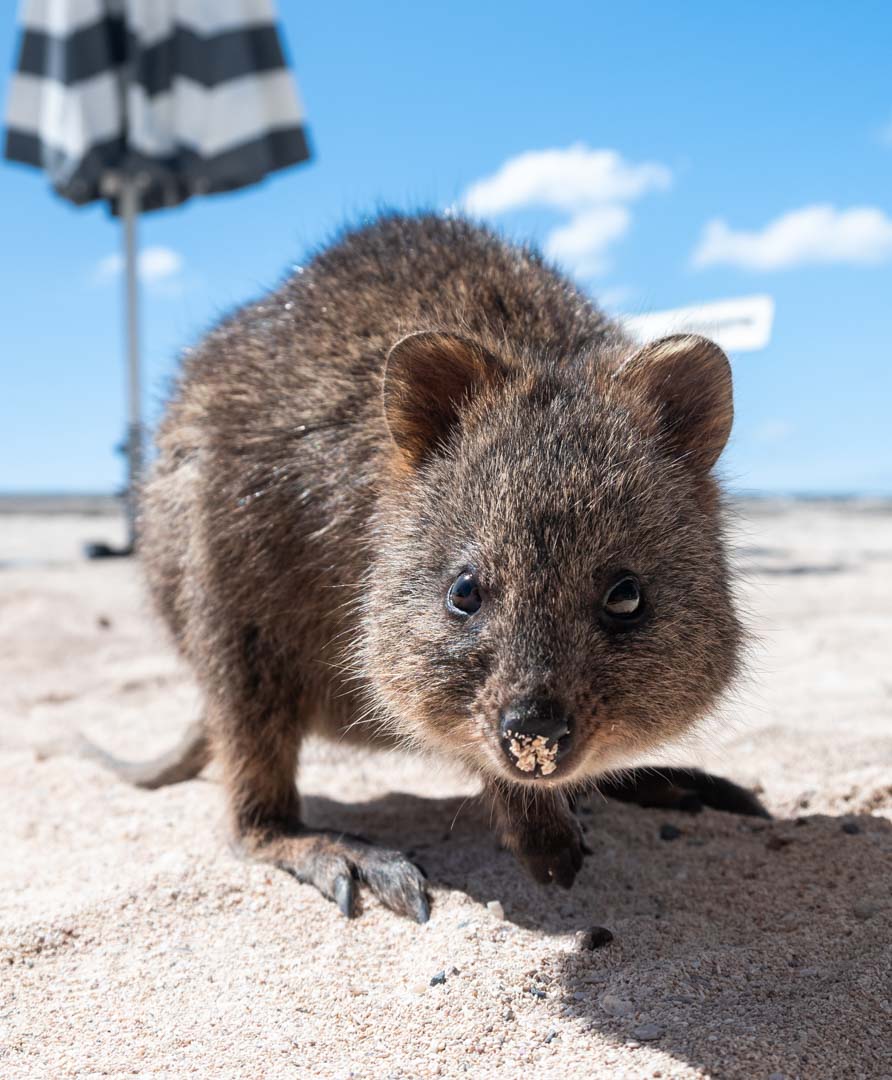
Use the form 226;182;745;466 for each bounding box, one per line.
84;541;133;560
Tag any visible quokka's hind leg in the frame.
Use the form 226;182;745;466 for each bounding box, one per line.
240;824;432;923
211;628;430;923
597;766;771;819
220;705;430;922
65;721;210;789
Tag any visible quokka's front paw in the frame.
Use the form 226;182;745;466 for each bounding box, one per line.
498;797;587;889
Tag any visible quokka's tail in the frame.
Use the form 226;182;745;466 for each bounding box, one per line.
40;721;211;790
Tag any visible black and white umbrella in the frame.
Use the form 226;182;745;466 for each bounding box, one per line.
4;0;311;552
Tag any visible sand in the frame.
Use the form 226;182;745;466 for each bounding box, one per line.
1;499;890;1079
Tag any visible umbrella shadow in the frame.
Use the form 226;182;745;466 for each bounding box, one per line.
302;789;892;1078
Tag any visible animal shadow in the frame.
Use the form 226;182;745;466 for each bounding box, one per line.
303;789;892;1079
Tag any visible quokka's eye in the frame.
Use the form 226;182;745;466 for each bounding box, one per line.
447;571;483;617
601;574;645;626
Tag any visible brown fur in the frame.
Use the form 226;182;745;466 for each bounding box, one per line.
120;212;761;920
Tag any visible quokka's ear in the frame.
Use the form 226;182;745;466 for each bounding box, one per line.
615;334;733;474
383;331;505;466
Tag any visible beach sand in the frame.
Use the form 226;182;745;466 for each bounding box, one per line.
1;499;890;1079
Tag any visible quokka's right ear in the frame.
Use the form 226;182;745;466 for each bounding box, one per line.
383;331;506;467
614;334;734;475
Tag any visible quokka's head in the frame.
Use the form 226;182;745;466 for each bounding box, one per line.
360;328;742;787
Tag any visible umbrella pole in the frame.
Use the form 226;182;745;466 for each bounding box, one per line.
121;177;142;552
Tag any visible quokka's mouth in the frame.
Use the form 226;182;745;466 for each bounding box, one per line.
500;728;574;779
496;697;575;779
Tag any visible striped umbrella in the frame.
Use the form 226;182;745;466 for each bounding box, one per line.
4;0;311;553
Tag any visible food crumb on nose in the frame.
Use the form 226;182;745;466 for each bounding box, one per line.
506;731;559;774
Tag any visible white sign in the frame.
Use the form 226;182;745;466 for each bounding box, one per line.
621;295;775;353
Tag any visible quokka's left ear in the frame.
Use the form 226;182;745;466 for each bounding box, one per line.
615;334;733;474
382;331;506;467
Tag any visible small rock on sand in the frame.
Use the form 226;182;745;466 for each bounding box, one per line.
853;900;881;920
632;1023;664;1041
576;926;614;951
766;834;792;851
599;993;634;1017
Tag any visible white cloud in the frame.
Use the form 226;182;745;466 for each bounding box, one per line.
544;205;630;278
94;253;123;281
753;419;794;445
139;246;183;281
459;144;671;278
94;245;184;284
462;145;671;216
692;205;892;271
596;285;635;311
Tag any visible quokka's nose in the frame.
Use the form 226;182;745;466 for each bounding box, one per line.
498;698;573;777
499;698;570;742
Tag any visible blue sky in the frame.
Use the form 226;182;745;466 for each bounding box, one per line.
2;1;891;494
